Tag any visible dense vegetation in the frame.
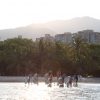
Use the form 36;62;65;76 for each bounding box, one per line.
0;37;100;76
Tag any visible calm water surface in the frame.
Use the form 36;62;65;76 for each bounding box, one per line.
0;82;100;100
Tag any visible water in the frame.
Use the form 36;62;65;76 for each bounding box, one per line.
0;82;100;100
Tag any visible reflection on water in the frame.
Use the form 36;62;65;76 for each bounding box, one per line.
0;82;100;100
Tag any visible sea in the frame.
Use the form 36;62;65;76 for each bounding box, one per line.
0;82;100;100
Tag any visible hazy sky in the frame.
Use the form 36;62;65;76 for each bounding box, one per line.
0;0;100;29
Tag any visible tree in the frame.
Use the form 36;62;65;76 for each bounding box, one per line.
71;36;91;75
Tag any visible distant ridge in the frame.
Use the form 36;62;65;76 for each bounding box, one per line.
0;16;100;40
44;16;100;33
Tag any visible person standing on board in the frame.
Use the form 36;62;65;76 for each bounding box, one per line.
33;73;38;85
57;71;61;85
67;75;73;87
48;71;53;87
44;72;49;84
74;75;78;87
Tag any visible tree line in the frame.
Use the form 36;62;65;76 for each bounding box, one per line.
0;37;100;76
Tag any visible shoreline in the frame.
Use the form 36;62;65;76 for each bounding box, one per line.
0;76;100;83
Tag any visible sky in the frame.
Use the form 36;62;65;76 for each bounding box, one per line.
0;0;100;29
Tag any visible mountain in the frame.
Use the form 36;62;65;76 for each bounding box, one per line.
44;16;100;33
0;26;56;40
0;16;100;40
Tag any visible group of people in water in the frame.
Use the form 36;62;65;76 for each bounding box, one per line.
25;73;39;85
25;71;79;88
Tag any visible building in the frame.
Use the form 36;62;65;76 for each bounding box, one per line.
76;30;100;44
44;34;54;42
95;32;100;44
55;32;72;43
36;34;54;42
36;30;100;44
18;35;22;39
